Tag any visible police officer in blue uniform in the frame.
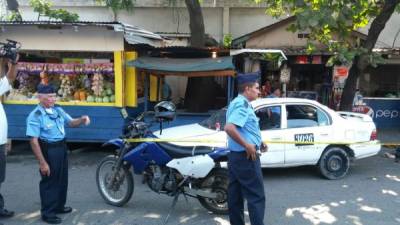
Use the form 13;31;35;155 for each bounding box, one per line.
224;72;268;225
26;84;90;224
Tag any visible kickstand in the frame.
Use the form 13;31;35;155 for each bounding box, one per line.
162;191;181;225
183;193;189;204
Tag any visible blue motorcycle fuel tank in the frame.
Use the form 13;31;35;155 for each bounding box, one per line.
207;147;230;160
123;142;172;174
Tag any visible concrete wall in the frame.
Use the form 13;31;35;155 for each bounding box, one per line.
17;0;266;8
0;25;124;51
360;13;400;48
246;24;309;48
13;0;400;47
229;8;280;38
118;7;223;41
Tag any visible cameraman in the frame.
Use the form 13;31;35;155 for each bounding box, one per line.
0;56;18;220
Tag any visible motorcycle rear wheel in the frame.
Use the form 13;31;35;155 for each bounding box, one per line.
198;168;229;215
96;155;134;206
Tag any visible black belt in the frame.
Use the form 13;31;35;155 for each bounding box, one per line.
39;139;66;148
230;145;261;152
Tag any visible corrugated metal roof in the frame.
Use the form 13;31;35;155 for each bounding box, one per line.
0;20;165;46
373;48;400;55
0;20;118;26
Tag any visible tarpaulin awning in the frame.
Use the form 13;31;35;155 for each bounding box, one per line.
127;56;235;77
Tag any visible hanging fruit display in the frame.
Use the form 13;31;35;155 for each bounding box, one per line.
8;62;115;103
91;73;104;97
58;74;74;100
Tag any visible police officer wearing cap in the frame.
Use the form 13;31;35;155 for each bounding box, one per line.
224;72;268;225
26;84;90;224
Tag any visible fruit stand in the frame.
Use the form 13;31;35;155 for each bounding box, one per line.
3;51;139;142
1;20;163;142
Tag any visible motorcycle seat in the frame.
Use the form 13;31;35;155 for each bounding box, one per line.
157;142;215;158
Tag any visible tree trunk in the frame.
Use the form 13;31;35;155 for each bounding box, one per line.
6;0;19;11
184;0;205;47
183;0;217;112
339;0;400;111
6;0;22;21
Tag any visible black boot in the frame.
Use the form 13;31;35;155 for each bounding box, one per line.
395;147;400;163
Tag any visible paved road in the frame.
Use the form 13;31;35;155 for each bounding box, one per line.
0;144;399;225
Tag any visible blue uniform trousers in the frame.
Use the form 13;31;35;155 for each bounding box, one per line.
228;151;265;225
39;140;68;218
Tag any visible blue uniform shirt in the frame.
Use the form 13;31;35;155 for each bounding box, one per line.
226;94;262;152
26;105;73;142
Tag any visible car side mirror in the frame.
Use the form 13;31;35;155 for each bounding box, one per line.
120;108;128;119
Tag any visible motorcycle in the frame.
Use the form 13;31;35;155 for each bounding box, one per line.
95;104;230;218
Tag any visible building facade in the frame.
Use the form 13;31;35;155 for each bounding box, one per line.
13;0;400;48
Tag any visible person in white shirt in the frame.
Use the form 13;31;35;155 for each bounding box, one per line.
352;88;363;107
0;56;18;220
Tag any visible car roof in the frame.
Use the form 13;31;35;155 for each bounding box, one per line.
251;97;322;108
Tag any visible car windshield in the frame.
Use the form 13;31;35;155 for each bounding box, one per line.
199;108;227;130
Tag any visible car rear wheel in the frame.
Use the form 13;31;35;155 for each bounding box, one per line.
318;147;350;180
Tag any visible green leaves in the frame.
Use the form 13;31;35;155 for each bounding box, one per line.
29;0;79;22
7;11;22;21
95;0;135;12
223;34;233;48
253;0;395;66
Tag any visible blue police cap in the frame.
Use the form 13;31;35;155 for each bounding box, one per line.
37;84;55;94
236;71;261;85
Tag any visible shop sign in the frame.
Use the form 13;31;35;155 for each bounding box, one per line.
362;98;400;128
352;105;374;117
295;55;308;64
333;66;350;88
312;55;322;64
334;66;349;77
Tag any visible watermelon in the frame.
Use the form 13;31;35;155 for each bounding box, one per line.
106;88;113;96
95;97;103;103
86;95;95;102
103;96;110;103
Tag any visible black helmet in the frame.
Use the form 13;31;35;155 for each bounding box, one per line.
154;101;176;121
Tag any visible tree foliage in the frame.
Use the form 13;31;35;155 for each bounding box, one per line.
95;0;135;20
5;0;22;21
29;0;79;22
256;0;398;65
254;0;400;110
223;34;233;48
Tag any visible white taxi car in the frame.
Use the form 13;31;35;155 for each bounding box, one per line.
156;98;381;179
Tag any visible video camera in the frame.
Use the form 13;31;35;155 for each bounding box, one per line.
0;39;20;64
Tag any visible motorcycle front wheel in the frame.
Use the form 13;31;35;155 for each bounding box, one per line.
198;168;229;215
96;155;134;206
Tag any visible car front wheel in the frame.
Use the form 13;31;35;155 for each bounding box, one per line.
318;147;350;180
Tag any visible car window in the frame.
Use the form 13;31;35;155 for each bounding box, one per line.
256;106;281;130
286;104;330;128
198;108;227;130
317;108;330;126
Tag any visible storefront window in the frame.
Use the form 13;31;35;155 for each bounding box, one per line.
137;71;145;98
362;65;400;98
